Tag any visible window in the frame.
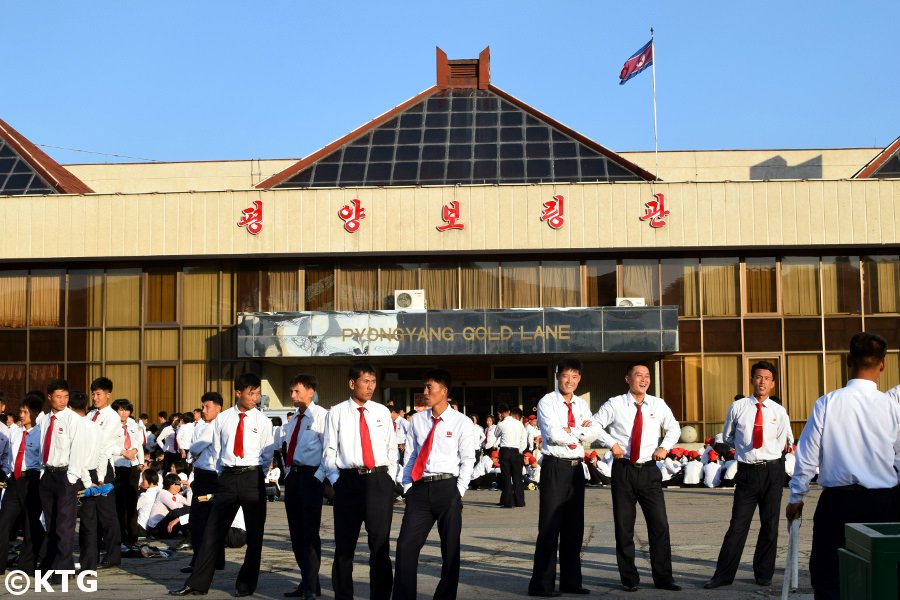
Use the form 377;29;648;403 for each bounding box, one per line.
501;262;539;308
821;256;860;314
261;268;298;312
304;266;334;311
106;269;141;326
622;259;659;306
541;262;580;307
337;267;377;311
863;256;900;314
183;268;219;325
0;271;27;328
745;258;777;313
421;264;458;309
661;258;699;316
585;260;616;307
29;270;64;326
460;262;499;309
146;271;177;323
782;257;820;316
379;264;419;309
701;258;739;316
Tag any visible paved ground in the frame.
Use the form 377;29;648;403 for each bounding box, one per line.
14;485;820;599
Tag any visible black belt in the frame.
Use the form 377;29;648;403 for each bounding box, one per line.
616;458;657;468
222;466;261;474
340;466;389;475
415;473;456;484
290;465;318;473
44;465;68;472
544;455;582;467
738;458;782;469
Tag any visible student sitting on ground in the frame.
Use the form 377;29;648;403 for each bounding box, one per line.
146;473;191;539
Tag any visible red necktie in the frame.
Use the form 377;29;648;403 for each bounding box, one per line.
13;432;27;479
92;411;99;422
629;403;643;464
565;402;577;449
752;403;764;449
233;413;246;458
42;415;56;464
124;424;132;450
285;413;304;467
142;427;146;446
411;417;441;481
173;428;179;452
358;407;375;470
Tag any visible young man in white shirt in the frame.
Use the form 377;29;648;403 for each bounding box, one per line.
282;374;328;600
706;360;793;589
183;391;224;575
323;362;397;600
393;369;474;600
112;398;143;547
592;362;682;593
158;414;183;472
528;358;599;597
702;451;722;488
496;405;528;508
86;376;124;568
147;473;191;538
787;332;900;600
172;373;275;597
0;393;44;573
40;379;85;574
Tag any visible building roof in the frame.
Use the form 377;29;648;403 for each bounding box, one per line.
0;117;93;195
853;134;900;179
257;47;656;189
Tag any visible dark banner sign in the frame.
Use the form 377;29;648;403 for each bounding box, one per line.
237;307;678;358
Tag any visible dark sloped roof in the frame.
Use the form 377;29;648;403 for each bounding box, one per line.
854;135;900;179
0;117;94;195
258;48;655;189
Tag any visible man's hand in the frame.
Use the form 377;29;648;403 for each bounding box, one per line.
167;519;178;533
123;448;138;461
580;420;592;427
652;447;667;461
786;501;804;521
611;443;625;459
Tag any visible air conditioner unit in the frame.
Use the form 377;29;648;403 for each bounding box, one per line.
616;297;646;307
394;289;426;310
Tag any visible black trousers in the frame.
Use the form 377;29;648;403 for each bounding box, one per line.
79;466;122;569
187;468;267;594
332;470;394;600
284;466;324;595
149;506;191;538
114;465;140;545
0;471;43;572
163;451;181;472
810;485;900;600
712;460;783;583
393;478;463;600
39;469;78;571
528;456;585;594
610;459;674;588
498;447;525;507
188;468;224;569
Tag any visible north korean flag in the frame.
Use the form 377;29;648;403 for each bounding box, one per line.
619;40;653;85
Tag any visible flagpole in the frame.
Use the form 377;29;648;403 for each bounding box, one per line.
651;27;659;181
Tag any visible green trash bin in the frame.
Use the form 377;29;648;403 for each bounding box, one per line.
837;522;900;599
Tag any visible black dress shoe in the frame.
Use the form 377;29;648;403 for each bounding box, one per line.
97;561;118;570
559;587;590;594
283;588;312;599
655;582;682;591
527;591;561;597
235;589;254;597
704;578;730;589
169;586;207;596
622;585;638;592
180;566;194;574
755;577;772;586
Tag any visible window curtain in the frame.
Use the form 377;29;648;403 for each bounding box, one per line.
0;272;27;327
337;267;377;311
684;356;703;421
661;259;699;317
880;354;900;393
182;364;208;410
585;260;616;307
785;354;823;422
782;258;820;315
379;265;419;309
106;270;141;327
143;330;178;361
541;262;579;307
701;259;738;316
865;256;899;314
501;263;540;308
304;267;334;311
821;256;860;315
262;269;299;312
183;269;218;325
146;272;177;323
702;355;740;422
421;264;458;309
460;263;499;309
746;258;776;313
824;353;847;394
106;330;140;361
622;259;659;305
29;271;63;326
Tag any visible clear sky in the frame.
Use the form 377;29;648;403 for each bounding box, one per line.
5;1;898;164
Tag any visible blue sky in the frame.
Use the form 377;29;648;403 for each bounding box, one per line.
5;2;898;163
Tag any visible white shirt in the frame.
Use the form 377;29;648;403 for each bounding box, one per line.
784;453;796;477
886;384;900;404
790;379;900;504
682;460;703;484
703;462;722;487
75;417;108;488
484;424;499;448
322;399;398;484
4;426;40;476
524;423;537;451
392;416;409;445
157;425;178;453
0;426;10;476
176;422;195;454
592;393;680;463
723;459;738;480
87;405;125;471
114;417;145;467
137;487;160;529
497;416;527;452
470;454;495;480
401;406;475;497
471;422;485;453
597;452;613;477
537;392;598;459
40;407;85;485
189;420;218;472
723;397;793;462
213;407;275;472
266;467;281;482
272;425;284;449
147;489;190;529
526;463;541;483
282;403;328;481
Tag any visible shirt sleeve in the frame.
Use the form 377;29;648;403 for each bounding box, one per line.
789;397;825;504
722;402;737;448
258;415;275;469
658;402;681;451
322;409;340;484
590;401;618;449
67;418;88;487
457;420;476;497
401;420;419;490
537;399;578;448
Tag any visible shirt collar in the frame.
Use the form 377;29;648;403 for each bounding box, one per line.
627;391;651;407
847;378;879;391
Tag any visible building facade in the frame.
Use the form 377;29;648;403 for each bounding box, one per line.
2;48;899;440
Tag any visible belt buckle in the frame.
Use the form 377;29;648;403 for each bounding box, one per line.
357;468;370;475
